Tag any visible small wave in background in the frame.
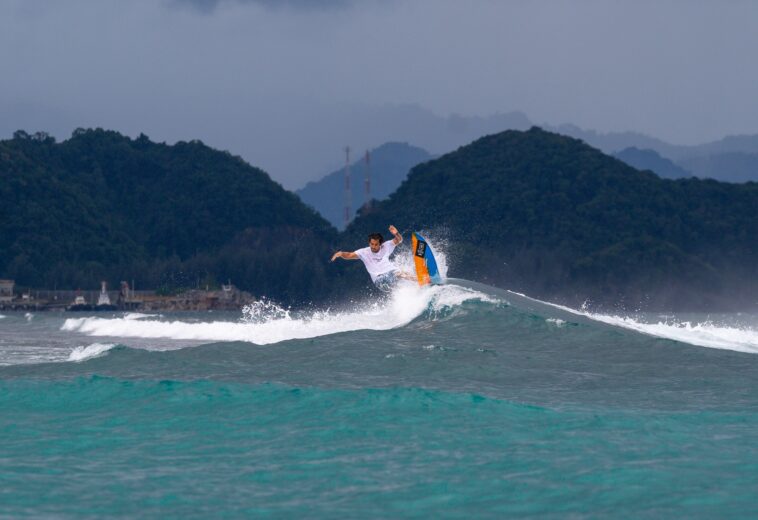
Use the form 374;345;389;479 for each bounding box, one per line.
67;343;118;362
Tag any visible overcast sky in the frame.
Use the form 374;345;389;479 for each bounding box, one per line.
2;0;756;188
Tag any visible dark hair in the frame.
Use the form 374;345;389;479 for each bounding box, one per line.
368;232;384;243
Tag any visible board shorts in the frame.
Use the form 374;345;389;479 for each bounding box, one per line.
373;270;399;292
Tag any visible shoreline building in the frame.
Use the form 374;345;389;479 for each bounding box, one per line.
0;280;14;303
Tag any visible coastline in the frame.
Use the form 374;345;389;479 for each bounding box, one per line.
0;287;255;312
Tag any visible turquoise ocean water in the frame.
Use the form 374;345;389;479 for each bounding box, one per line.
2;280;758;517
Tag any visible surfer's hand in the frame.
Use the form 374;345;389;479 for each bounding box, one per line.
388;225;398;235
331;251;341;262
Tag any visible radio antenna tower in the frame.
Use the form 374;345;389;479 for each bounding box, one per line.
344;146;351;228
364;150;371;209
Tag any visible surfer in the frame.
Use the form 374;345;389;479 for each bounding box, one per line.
331;225;409;290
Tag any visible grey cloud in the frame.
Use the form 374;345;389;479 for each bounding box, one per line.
170;0;353;13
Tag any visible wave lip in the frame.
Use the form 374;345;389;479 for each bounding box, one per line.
587;316;758;354
509;290;758;355
67;343;117;362
61;283;496;345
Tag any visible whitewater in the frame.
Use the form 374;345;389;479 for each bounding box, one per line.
50;280;758;360
507;288;758;355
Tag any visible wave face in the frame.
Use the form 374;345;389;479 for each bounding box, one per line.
3;279;758;516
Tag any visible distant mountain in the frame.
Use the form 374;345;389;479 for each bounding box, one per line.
550;124;758;182
0;129;340;302
681;135;758;158
348;106;533;157
546;124;683;158
280;105;533;189
678;152;758;183
297;142;432;229
614;147;693;179
345;127;758;310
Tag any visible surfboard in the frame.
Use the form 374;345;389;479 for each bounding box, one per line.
411;232;443;286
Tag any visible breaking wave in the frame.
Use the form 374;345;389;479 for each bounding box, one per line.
511;290;758;354
57;278;758;356
61;283;498;345
583;315;758;354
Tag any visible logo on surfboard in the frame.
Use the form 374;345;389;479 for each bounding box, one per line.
414;241;426;258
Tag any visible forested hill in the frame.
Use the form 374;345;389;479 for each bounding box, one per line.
346;127;758;310
0;129;340;302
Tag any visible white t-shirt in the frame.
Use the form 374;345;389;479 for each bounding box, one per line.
355;241;397;282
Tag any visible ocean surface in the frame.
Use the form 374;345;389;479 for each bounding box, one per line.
2;278;758;518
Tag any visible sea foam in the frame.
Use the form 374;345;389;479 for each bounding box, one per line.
67;343;117;362
513;291;758;354
580;315;758;354
61;284;495;345
123;312;162;320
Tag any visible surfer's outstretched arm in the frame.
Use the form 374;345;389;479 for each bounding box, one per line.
389;225;402;245
331;251;359;262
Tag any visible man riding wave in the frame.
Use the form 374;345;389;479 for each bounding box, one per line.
330;225;410;290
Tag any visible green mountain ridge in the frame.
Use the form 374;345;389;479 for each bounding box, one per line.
0;129;341;302
345;127;758;310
